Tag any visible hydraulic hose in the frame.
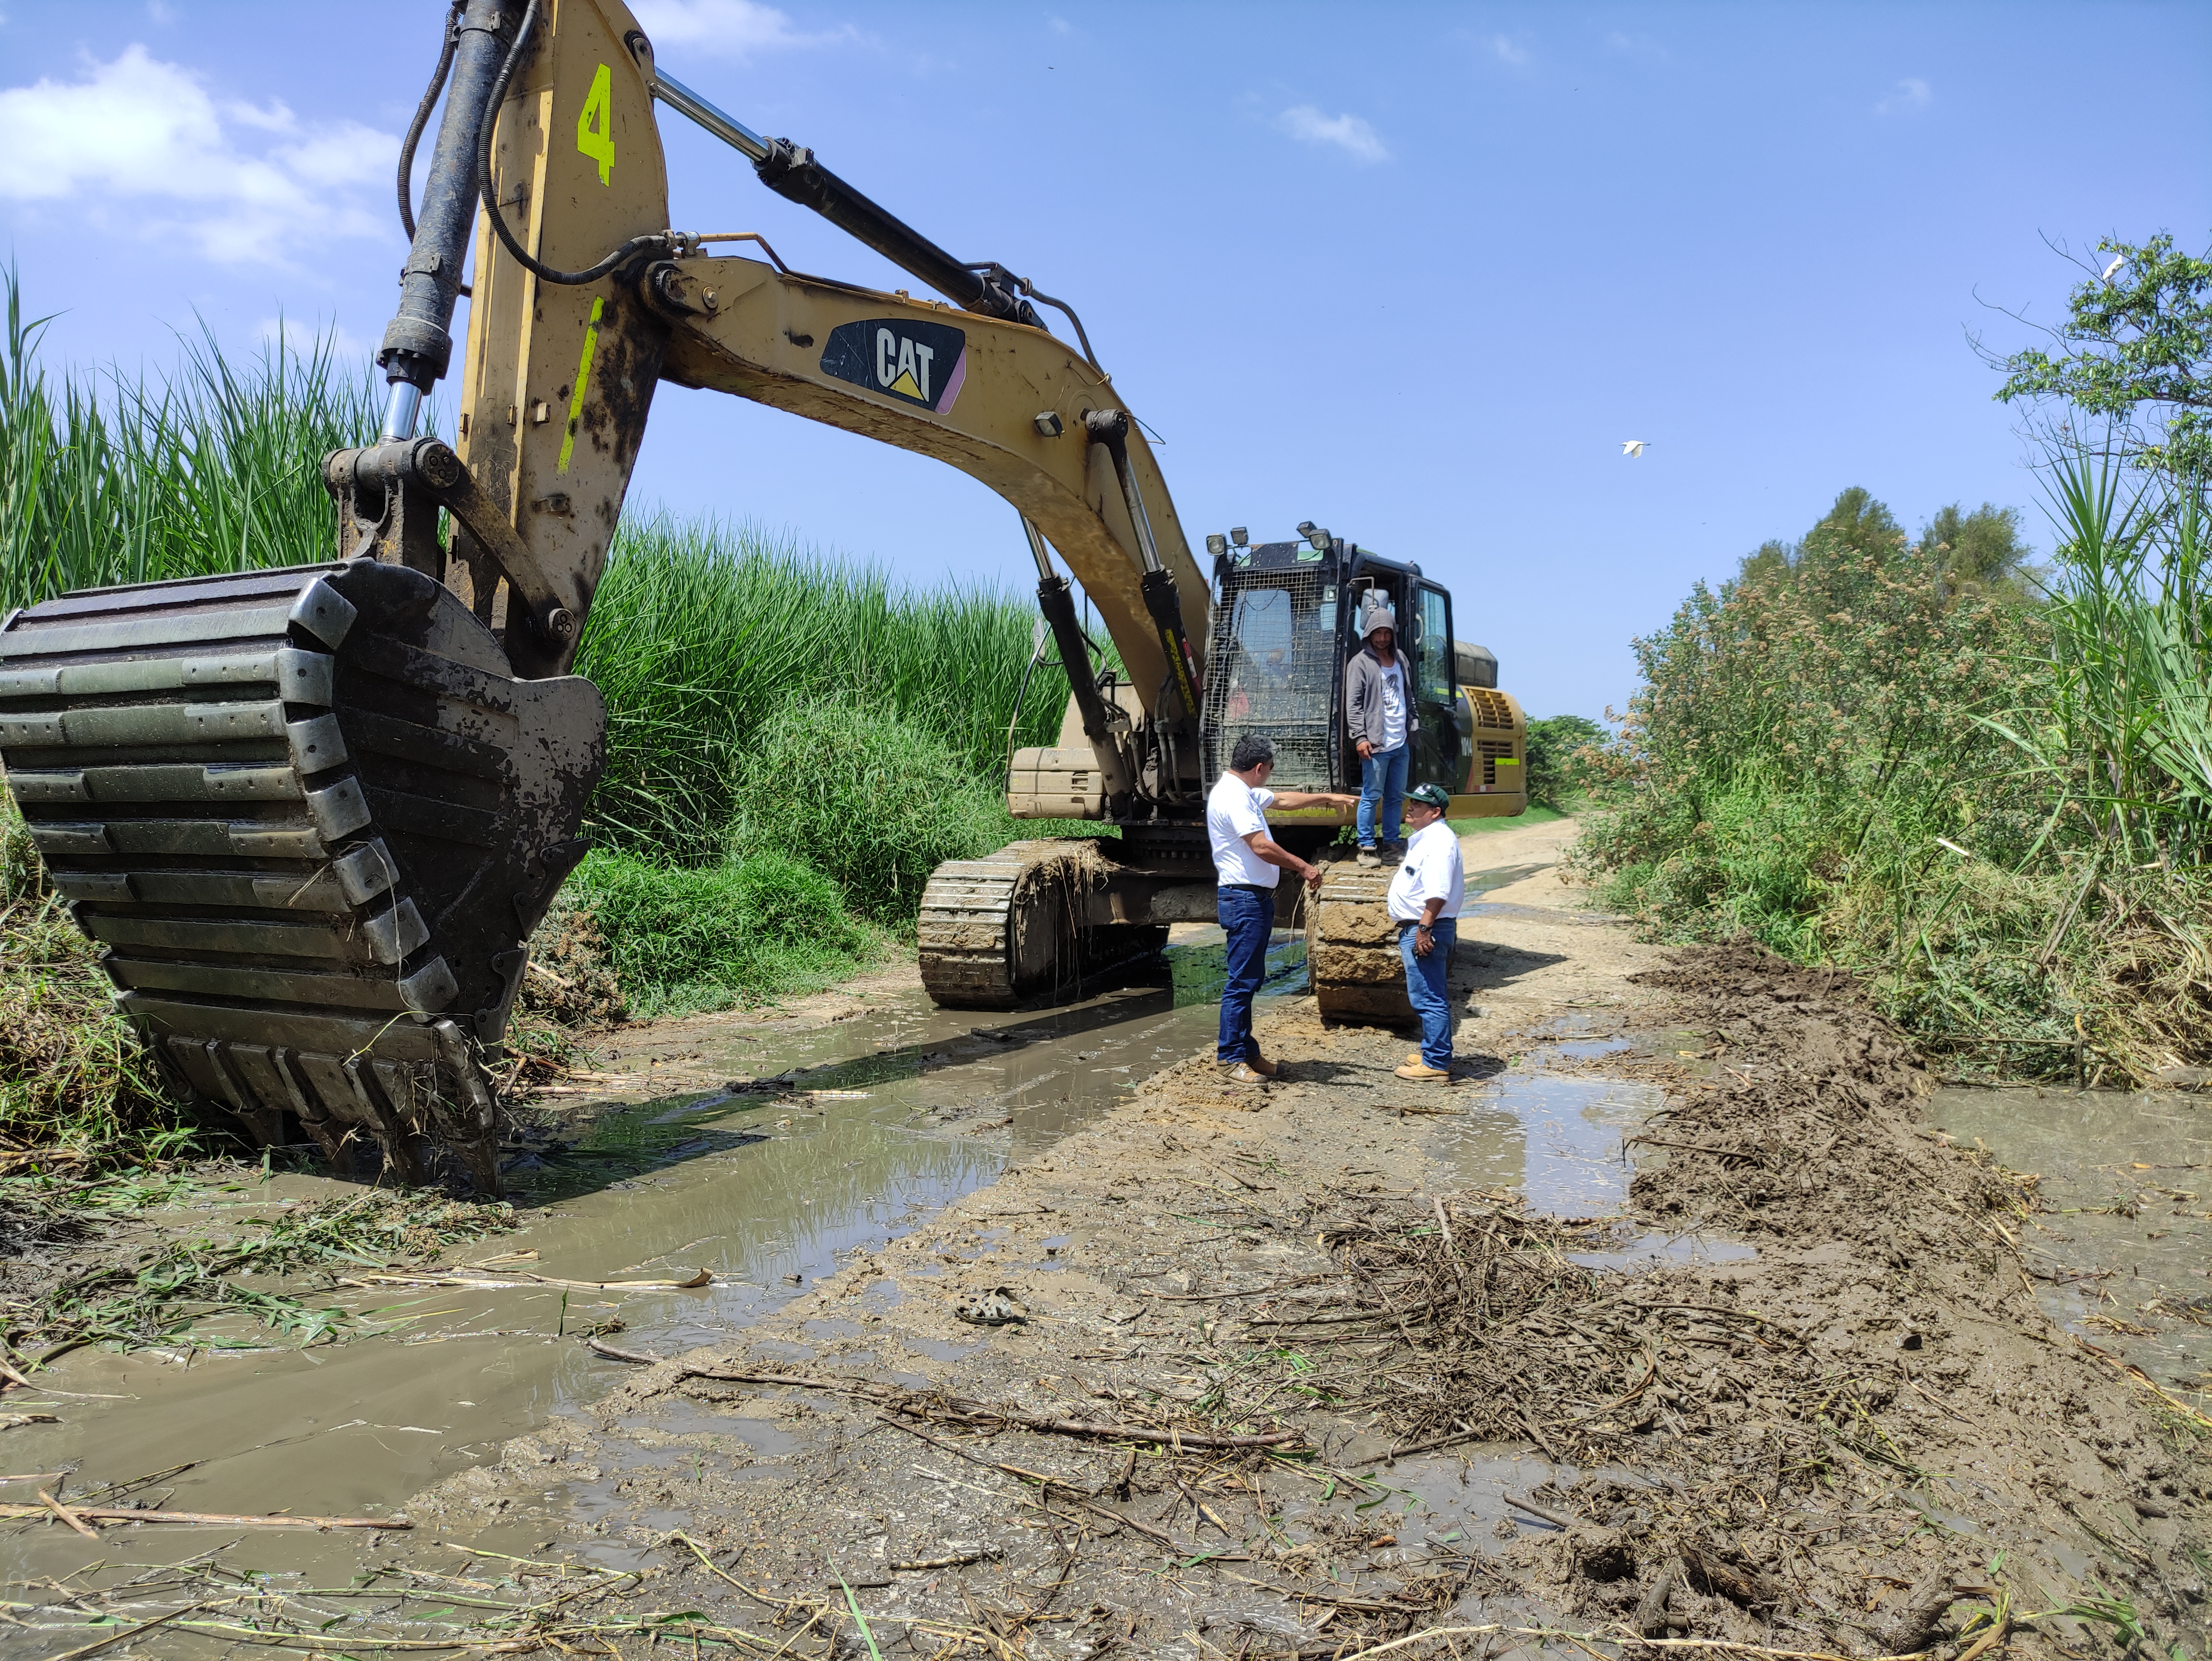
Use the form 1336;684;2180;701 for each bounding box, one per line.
476;0;672;286
398;1;465;240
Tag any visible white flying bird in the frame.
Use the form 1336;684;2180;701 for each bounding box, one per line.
1622;440;1648;457
2101;255;2126;281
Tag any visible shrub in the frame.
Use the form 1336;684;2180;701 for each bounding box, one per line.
574;516;1079;862
563;846;880;1015
1571;472;2212;1079
725;698;1023;926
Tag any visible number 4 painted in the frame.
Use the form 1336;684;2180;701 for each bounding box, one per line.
576;63;615;185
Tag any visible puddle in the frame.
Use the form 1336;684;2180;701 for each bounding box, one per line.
0;937;1297;1585
1927;1085;2210;1415
1166;925;1308;1006
1429;1067;1660;1214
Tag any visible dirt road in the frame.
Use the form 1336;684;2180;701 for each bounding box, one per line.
358;821;2206;1659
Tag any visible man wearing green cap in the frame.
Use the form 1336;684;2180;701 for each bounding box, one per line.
1387;783;1464;1081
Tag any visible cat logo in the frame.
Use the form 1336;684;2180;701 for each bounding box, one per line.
819;317;969;414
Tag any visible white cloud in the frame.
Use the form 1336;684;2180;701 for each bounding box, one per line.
1276;105;1390;164
0;45;396;268
1488;34;1532;69
1604;30;1667;61
1876;77;1932;116
630;0;855;58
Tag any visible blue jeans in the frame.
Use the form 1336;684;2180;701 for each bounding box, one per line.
1358;744;1409;847
1399;915;1457;1069
1216;885;1275;1064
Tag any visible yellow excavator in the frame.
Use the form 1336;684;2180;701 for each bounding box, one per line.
0;0;1525;1189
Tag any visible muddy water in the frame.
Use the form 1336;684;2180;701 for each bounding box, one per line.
1927;1085;2211;1418
0;930;1308;1583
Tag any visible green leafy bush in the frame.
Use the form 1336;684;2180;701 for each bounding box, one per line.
564;847;881;1015
725;699;1025;926
1571;472;2212;1080
575;517;1078;863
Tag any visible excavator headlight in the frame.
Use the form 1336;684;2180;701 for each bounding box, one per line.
1206;534;1228;557
1033;411;1064;438
1230;527;1248;546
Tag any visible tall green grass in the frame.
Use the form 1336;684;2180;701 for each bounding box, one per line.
0;268;377;609
575;514;1074;862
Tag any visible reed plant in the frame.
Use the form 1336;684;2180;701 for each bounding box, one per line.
0;268;376;610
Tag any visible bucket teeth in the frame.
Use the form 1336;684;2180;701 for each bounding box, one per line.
0;558;605;1193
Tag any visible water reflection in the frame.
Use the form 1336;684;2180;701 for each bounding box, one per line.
1927;1086;2209;1416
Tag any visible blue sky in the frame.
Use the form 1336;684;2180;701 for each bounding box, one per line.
2;1;2206;720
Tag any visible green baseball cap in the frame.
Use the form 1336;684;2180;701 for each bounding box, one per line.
1407;783;1450;810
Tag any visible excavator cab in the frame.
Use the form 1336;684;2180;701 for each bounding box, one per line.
1200;536;1525;813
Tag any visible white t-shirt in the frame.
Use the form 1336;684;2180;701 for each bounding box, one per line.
1379;662;1407;750
1387;819;1464;921
1207;772;1280;888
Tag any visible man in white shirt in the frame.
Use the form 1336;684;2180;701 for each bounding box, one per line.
1207;734;1358;1085
1386;782;1465;1081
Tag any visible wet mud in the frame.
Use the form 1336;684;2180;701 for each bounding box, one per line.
3;817;2205;1659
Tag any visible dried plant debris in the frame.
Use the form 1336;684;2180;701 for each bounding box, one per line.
0;1185;515;1363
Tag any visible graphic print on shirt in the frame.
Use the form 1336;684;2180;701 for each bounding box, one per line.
1379;663;1407;750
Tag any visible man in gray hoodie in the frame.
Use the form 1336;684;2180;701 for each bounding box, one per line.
1344;599;1415;867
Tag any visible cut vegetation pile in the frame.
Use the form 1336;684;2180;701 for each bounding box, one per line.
1254;941;2207;1657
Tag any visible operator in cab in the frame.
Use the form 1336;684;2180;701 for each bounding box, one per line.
1208;735;1357;1086
1389;783;1466;1082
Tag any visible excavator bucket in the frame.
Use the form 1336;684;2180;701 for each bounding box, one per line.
0;559;603;1190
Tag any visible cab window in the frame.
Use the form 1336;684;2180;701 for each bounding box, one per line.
1415;585;1452;703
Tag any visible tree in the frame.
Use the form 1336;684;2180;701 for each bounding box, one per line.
1983;231;2212;477
1735;487;1903;582
1524;714;1605;810
1919;501;2036;597
1736;489;2036;604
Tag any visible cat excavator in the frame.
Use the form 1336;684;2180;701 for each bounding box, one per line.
0;0;1526;1190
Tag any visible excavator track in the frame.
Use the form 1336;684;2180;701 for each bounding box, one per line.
1306;860;1416;1025
0;559;603;1192
918;840;1165;1009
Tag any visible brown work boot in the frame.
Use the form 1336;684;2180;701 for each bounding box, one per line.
1220;1063;1266;1086
1394;1060;1449;1082
1245;1053;1279;1077
1405;1051;1422;1069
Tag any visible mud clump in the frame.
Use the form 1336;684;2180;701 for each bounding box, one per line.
1626;939;2020;1245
